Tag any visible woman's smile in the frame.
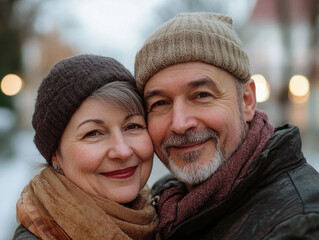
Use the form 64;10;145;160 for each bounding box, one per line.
101;166;137;179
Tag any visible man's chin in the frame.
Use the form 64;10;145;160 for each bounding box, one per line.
167;156;224;186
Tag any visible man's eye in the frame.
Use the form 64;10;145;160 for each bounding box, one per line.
196;92;211;99
153;100;167;107
149;100;167;111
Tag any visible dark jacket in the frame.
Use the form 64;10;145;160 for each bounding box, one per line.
152;124;319;240
13;224;39;240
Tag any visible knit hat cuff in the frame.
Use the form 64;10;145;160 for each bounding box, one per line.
135;30;251;93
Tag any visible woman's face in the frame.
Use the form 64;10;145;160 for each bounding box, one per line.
52;98;154;203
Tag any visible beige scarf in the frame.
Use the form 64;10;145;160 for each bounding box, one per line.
16;167;159;240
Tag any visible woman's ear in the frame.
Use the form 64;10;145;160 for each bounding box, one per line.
52;153;58;165
51;153;64;174
243;79;257;122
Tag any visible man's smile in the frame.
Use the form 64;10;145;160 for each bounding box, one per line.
170;140;209;153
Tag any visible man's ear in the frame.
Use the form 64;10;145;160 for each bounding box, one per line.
243;79;256;122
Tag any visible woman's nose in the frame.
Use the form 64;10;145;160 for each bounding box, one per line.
107;134;133;161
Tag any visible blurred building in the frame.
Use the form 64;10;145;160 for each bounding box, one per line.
13;0;319;152
17;30;77;130
246;0;319;150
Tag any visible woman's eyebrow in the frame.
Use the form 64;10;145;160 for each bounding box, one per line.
77;119;104;129
124;113;140;121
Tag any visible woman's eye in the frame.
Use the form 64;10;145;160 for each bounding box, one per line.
84;130;100;138
126;123;143;131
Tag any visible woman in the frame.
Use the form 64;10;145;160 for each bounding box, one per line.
13;54;159;240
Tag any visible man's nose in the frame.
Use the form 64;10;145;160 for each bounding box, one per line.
170;101;198;135
107;134;133;161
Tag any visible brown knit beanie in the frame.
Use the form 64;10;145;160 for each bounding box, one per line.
135;12;251;92
32;54;135;164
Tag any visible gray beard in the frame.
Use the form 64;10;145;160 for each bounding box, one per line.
159;120;248;186
167;140;226;185
159;129;225;185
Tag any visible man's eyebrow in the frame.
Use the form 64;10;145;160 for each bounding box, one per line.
144;77;221;102
144;89;163;102
188;78;221;95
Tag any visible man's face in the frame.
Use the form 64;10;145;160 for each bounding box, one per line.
144;62;256;189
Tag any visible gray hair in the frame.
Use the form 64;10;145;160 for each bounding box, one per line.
90;81;145;117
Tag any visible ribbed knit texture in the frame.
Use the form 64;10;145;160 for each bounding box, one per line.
32;54;135;164
135;12;251;92
17;167;159;240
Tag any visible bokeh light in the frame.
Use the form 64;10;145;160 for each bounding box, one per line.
0;74;23;96
252;74;270;103
289;75;310;97
288;75;310;104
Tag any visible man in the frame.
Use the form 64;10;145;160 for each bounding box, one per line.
135;12;319;239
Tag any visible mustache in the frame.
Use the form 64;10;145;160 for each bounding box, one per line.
161;129;219;152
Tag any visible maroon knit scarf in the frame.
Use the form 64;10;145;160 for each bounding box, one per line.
157;110;274;238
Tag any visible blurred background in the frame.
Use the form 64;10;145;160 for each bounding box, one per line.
1;0;319;238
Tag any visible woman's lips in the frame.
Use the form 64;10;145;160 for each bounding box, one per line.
102;166;137;179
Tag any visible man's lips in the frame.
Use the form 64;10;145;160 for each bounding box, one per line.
101;166;137;179
170;140;208;152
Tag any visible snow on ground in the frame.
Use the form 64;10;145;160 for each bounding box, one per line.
0;131;43;239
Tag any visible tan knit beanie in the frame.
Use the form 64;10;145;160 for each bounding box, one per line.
135;12;251;92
